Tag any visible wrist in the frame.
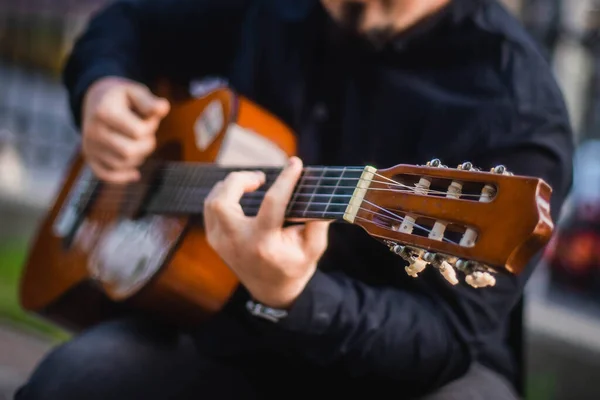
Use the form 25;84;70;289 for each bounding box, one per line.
248;271;315;310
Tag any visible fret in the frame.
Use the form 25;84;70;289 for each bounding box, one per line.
302;168;326;218
323;167;344;218
286;169;319;218
145;163;365;221
286;167;363;220
286;169;308;216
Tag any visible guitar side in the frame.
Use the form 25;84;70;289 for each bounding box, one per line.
19;85;298;331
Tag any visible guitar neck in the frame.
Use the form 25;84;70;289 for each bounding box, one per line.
144;163;368;220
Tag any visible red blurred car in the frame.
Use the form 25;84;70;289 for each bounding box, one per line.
545;140;600;294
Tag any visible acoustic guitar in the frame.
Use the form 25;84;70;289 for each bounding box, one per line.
18;80;554;332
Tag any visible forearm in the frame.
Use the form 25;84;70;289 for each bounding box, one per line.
63;0;251;127
245;269;472;390
241;130;573;390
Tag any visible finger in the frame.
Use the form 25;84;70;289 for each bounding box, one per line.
302;220;333;259
102;106;157;141
204;171;265;228
215;171;266;208
98;128;156;165
203;180;223;227
127;86;171;119
256;157;303;230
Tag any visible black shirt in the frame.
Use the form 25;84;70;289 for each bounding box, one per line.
63;0;574;396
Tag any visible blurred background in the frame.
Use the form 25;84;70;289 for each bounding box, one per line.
1;0;600;398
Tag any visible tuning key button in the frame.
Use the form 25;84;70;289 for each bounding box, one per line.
405;257;427;278
491;165;513;176
439;261;459;285
459;162;473;170
465;271;497;288
427;158;442;167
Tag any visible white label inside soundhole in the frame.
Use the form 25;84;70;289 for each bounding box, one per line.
216;124;288;166
194;100;224;150
88;217;171;298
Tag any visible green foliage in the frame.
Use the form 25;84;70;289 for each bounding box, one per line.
526;372;557;400
0;240;70;342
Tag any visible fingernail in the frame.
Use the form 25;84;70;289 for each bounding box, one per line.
288;156;300;167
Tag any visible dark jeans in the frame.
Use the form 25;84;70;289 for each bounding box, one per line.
15;315;519;399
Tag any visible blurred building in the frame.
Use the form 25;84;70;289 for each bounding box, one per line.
0;0;114;204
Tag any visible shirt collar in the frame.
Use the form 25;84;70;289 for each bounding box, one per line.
390;0;479;52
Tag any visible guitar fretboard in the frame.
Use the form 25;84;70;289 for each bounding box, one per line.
145;164;365;220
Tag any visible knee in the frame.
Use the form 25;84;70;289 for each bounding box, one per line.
16;317;174;399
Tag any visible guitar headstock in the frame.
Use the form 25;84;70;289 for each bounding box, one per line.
345;159;554;288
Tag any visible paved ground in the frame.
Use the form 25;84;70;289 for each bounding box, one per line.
0;323;54;400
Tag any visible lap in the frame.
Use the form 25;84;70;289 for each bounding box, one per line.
16;315;519;400
15;316;259;399
422;363;519;400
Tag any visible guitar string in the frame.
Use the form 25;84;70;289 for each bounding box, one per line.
75;176;489;202
73;176;488;228
208;202;462;246
65;167;486;246
78;185;486;211
71;164;492;199
75;196;462;246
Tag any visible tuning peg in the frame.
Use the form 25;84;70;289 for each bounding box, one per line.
439;261;459;285
427;158;442;167
465;271;497;288
458;161;473;170
405;257;427;278
426;158;449;168
423;252;459;285
387;243;429;278
457;161;481;172
491;165;513;176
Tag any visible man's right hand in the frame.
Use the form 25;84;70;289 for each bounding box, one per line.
81;77;170;183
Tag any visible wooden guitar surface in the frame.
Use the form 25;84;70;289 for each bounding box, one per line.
18;82;555;332
19;84;297;331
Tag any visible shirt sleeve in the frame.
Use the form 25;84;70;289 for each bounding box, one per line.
62;0;252;128
240;102;574;392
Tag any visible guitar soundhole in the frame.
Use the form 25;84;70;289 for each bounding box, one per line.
88;216;185;300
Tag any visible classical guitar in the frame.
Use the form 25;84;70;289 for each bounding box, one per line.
19;81;554;332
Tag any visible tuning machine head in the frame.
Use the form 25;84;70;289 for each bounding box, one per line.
491;164;513;176
456;259;497;288
457;161;482;172
385;240;498;289
426;158;449;168
427;158;442;167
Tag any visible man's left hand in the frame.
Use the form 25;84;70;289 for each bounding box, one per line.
204;156;332;309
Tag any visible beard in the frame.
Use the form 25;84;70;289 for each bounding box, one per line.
334;2;398;50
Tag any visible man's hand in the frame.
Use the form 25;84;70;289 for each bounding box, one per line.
81;77;170;183
204;157;332;309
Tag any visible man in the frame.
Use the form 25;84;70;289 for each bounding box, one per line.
17;0;573;398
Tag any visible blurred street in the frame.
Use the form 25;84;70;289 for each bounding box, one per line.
0;324;52;400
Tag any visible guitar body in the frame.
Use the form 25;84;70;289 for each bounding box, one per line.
19;82;555;333
19;84;297;331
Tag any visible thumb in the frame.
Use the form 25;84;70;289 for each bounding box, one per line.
303;220;333;259
127;85;170;119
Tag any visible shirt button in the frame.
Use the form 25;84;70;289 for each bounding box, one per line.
313;102;328;122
